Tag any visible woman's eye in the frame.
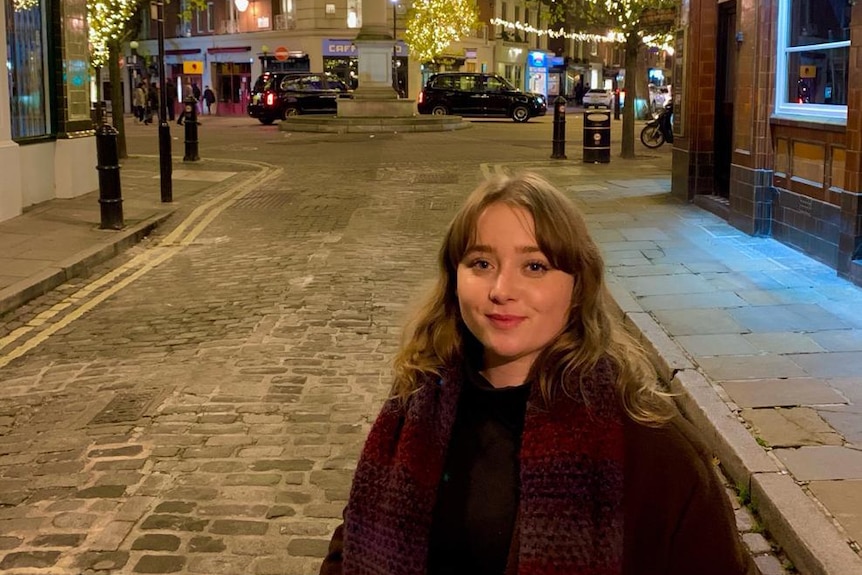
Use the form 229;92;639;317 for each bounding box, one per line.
526;261;549;273
468;258;491;269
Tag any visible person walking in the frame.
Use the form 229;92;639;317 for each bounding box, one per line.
203;85;216;115
319;173;755;575
133;83;146;123
165;78;176;121
144;82;158;124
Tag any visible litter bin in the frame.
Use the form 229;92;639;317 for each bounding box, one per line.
583;110;611;163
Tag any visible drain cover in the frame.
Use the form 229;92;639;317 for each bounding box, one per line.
89;392;155;425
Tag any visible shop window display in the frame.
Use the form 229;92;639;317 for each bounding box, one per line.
5;0;50;139
776;0;850;121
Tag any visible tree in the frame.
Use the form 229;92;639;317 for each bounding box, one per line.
88;1;203;159
404;0;479;64
88;0;143;158
541;0;675;158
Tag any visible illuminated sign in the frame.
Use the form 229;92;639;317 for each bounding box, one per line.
527;51;546;68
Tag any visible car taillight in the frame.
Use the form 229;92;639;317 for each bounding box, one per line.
418;91;424;104
266;92;275;106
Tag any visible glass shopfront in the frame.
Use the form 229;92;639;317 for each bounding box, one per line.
322;39;408;94
5;0;50;140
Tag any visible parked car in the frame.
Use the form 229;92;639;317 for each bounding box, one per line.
582;88;614;108
247;72;353;124
417;73;547;122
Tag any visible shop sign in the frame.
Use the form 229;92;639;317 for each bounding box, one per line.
527;51;547;68
323;39;409;57
183;61;204;74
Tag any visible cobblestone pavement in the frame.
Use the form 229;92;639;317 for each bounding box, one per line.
0;119;805;574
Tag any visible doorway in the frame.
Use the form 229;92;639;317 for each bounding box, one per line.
216;62;251;116
714;1;737;198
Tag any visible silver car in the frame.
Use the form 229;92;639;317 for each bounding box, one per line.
582;88;614;108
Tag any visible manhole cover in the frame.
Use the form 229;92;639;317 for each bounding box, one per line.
89;392;156;425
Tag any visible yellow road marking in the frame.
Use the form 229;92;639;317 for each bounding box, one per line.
0;161;282;366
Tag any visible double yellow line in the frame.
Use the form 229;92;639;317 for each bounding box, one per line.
0;161;283;370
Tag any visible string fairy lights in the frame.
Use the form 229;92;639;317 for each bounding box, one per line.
490;18;673;53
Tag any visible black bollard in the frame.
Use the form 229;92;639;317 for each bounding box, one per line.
614;90;621;120
183;96;200;162
95;123;124;230
551;95;567;160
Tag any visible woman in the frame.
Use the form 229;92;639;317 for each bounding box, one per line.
320;173;753;575
133;83;146;124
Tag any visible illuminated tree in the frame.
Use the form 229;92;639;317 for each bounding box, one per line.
87;0;145;159
404;0;479;63
541;0;676;158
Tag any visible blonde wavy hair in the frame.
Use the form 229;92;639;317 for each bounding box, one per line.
392;173;672;425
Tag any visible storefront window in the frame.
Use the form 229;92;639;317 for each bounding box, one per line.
5;0;50;139
776;0;850;122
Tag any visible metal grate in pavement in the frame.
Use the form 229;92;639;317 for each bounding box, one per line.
89;391;157;425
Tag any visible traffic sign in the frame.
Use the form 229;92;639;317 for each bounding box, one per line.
275;46;289;61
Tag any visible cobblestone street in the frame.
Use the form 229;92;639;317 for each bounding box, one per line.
2;117;860;574
3;120;657;573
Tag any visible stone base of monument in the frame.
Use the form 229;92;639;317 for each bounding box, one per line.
278;114;470;134
336;98;416;118
278;98;470;133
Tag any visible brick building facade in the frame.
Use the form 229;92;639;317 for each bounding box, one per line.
673;0;862;286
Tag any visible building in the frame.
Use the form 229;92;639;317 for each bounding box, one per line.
1;0;97;224
126;0;562;116
674;0;862;285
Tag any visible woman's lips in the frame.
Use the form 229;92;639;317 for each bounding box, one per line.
486;314;526;329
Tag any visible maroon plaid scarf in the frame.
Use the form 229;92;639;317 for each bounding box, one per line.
343;359;625;575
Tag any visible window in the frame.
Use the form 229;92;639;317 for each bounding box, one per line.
5;0;50;140
776;0;850;122
484;75;514;92
347;0;361;28
196;2;214;33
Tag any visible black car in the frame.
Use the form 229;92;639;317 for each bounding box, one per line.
247;72;352;124
417;73;547;122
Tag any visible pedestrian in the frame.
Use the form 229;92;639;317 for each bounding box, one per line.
165;79;176;121
144;82;158;124
133;83;146;123
319;173;754;575
177;81;195;125
192;81;202;113
203;85;216;115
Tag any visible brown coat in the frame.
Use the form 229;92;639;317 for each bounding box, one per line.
320;414;756;575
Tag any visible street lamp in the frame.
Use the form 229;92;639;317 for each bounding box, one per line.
129;40;139;111
151;0;172;202
391;0;398;96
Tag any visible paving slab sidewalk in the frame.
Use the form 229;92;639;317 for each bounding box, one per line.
544;169;862;575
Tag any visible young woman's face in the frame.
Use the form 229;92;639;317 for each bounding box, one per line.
456;203;574;387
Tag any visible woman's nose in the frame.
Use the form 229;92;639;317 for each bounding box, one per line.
489;267;518;303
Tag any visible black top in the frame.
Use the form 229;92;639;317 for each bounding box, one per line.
427;368;531;575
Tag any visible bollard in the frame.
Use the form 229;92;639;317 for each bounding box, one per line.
613;90;621;120
183;96;200;162
551;95;567;160
95;123;124;230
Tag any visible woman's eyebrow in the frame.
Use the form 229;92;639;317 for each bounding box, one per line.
463;245;542;256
